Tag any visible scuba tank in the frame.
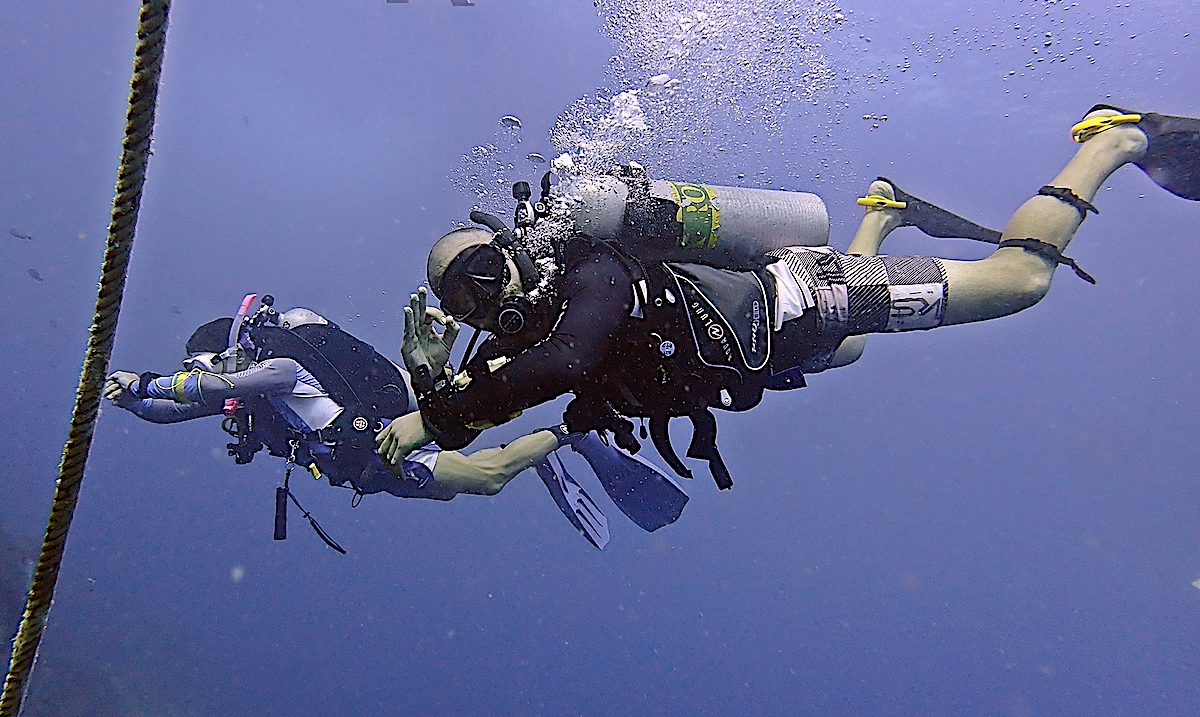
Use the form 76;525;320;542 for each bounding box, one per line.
561;163;829;269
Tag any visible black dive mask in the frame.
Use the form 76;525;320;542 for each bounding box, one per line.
440;210;547;335
441;244;530;334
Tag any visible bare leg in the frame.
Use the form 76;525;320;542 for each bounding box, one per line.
940;110;1148;325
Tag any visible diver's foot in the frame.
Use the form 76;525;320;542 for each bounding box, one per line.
1075;105;1200;201
859;177;1003;246
848;179;904;255
1072;105;1149;163
858;179;905;232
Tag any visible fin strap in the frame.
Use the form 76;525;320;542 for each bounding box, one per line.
1071;112;1142;143
999;238;1096;285
1038;186;1098;220
857;195;907;210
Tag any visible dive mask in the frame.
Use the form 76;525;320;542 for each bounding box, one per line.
439;244;512;322
183;351;221;373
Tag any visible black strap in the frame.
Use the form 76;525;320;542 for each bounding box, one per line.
1038;185;1098;221
685;409;733;490
286;489;347;554
599;239;650;310
999;238;1096;284
539;423;584;449
135;371;163;399
649;414;692;480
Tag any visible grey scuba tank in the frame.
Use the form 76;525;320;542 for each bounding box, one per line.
563;166;829;268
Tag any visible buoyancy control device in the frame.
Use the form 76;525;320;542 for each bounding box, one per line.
212;294;417;553
217;295;411;477
444;165;829;490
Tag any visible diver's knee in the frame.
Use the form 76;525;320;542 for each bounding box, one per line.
991;249;1055;311
478;477;505;496
1011;269;1053;310
827;335;866;369
472;458;511;495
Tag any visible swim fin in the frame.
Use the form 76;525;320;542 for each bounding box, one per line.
535;455;609;550
867;177;1004;244
1074;105;1200;202
571;432;689;532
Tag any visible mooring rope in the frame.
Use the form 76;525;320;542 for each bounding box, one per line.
1;2;171;713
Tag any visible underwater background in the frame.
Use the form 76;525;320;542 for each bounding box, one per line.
2;0;1199;714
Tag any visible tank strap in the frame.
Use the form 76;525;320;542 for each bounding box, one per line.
599;239;650;317
649;413;692;480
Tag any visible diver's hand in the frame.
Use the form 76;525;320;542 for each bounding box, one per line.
376;411;435;466
104;371;140;408
401;287;460;378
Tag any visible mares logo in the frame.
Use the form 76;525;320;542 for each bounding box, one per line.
886;283;946;331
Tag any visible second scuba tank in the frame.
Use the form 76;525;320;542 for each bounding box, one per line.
563;165;829;268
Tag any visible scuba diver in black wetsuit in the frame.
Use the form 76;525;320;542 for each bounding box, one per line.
377;106;1200;494
105;295;616;550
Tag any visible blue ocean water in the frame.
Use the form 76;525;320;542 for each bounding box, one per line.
2;1;1198;714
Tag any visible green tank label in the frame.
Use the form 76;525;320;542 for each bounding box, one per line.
668;181;721;250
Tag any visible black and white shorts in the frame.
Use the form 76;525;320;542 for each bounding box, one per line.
766;247;948;373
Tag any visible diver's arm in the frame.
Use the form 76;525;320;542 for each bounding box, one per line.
431;429;560;496
123;397;225;424
139;358;299;404
106;359;301;423
105;371;223;423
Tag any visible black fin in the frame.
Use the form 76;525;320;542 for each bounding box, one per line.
879;176;1003;244
1133;112;1200;202
1080;105;1200;201
535;457;609;549
572;433;688;532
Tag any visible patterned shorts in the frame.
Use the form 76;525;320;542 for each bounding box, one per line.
767;247;948;373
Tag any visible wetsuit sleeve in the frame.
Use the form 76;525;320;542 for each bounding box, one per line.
449;251;632;425
141;358;299;404
123;358;301;423
124;398;223;424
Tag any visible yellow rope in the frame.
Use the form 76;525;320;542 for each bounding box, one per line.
1;2;171;713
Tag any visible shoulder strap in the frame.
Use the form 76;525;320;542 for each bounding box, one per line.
598;239;650;315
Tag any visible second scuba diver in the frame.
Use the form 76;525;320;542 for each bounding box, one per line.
377;105;1200;495
104;295;615;549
